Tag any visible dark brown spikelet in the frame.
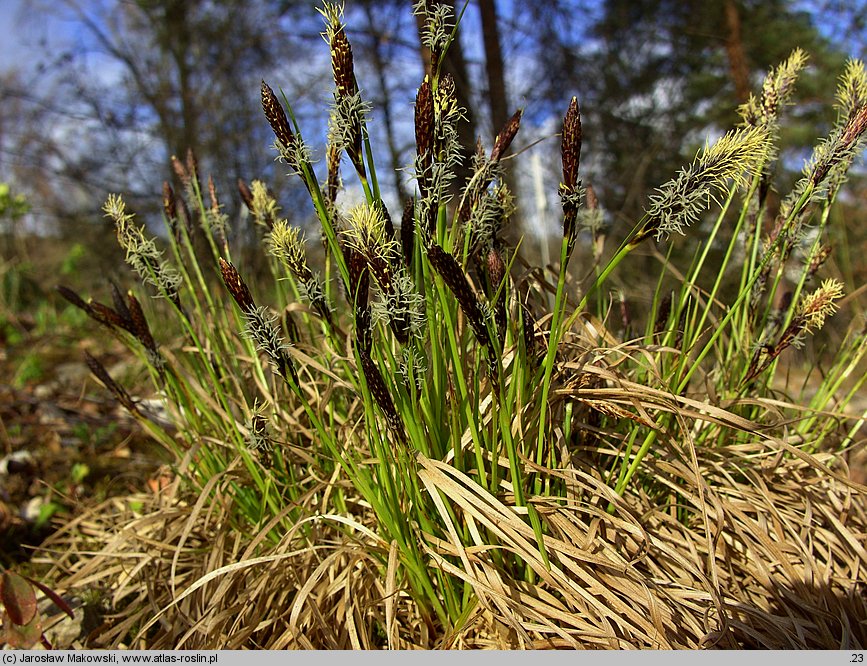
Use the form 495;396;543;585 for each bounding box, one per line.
326;143;342;206
356;304;373;355
127;292;157;355
359;348;406;446
282;309;301;345
58;285;138;338
219;258;256;314
88;300;132;333
331;26;358;98
561;97;582;191
377;200;396;249
427;243;493;355
57;286;125;333
521;300;539;361
347;247;372;351
56;285;91;315
486;247;508;337
401;197;415;267
238;178;254;212
490;108;523;163
84;352;139;414
346;247;370;312
561;97;582;254
415;78;434;183
261;81;295;151
653;292;673;336
110;281;133;326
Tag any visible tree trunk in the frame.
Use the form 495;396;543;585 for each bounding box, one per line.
723;0;751;104
479;0;508;139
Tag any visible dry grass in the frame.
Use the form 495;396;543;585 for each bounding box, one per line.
34;406;866;649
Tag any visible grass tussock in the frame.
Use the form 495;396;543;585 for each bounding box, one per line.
28;0;867;650
38;437;866;648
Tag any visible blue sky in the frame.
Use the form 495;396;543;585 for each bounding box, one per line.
0;0;58;73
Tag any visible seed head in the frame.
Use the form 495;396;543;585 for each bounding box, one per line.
347;247;370;313
244;305;297;383
743;279;844;384
491;109;522;163
415;77;435;182
106;194;181;305
170;154;191;194
268;220;314;283
321;3;357;99
577;182;605;240
344;203;397;299
808;102;867;190
56;285;91;316
560;97;584;253
738;48;807;129
185;148;200;192
205;175;228;245
520;287;540;361
245;405;274;456
268;221;333;324
162;181;177;222
561;97;582;192
358;346;406;446
261;81;296;152
329;89;368;178
835;58;867;125
325;141;342;205
249;180;280;230
427;243;493;355
88;300;129;332
372;269;425;345
85;352;139;414
637;125;770;243
219;257;256;314
126;291;157;356
413;1;454;72
345;202;398;263
106;281;129;324
400;196;416;267
807;244;831;279
798;278;844;333
238;178;254;212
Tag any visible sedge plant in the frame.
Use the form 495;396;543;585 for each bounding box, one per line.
59;1;867;642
